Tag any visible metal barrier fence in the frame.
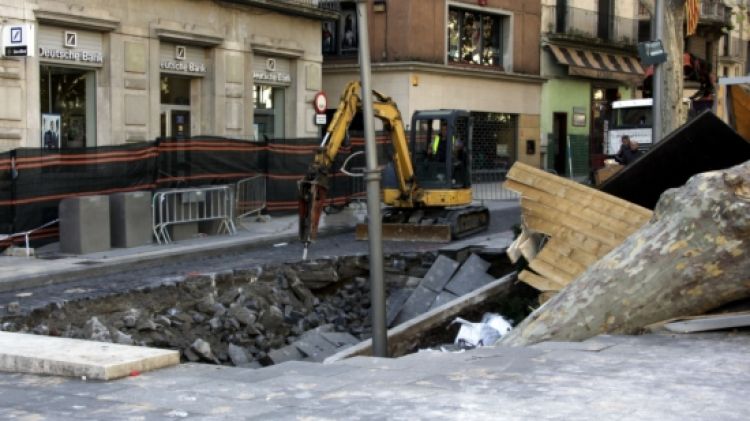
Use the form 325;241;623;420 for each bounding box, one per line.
235;175;267;219
0;218;59;256
152;185;237;244
471;169;520;201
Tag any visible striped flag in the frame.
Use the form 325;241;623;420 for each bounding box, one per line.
685;0;700;36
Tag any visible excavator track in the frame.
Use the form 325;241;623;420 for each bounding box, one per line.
355;205;489;242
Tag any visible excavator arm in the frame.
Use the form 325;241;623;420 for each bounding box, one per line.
298;81;416;256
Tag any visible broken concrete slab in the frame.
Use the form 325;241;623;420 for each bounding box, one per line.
663;313;750;333
444;254;494;296
429;291;459;311
392;285;439;326
418;255;460;293
294;333;339;362
0;331;179;380
319;331;360;348
325;272;517;361
386;288;413;327
267;344;305;365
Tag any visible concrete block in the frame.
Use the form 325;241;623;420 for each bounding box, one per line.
429;291;459;310
444;253;495;296
386;288;413;327
0;331;179;380
110;191;152;248
267;345;304;365
59;195;111;255
319;331;360;348
167;222;199;241
419;254;459;293
392;285;438;326
293;333;338;362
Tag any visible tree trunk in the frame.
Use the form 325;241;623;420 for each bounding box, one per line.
502;160;750;346
642;0;687;137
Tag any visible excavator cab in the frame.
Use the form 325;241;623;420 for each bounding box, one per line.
410;110;472;190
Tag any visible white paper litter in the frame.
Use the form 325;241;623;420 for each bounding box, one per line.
452;313;513;348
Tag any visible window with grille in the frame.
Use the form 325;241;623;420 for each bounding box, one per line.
447;7;507;68
322;2;357;56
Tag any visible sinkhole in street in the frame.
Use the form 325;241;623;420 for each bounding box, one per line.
0;252;536;367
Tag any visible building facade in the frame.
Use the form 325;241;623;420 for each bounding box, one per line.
0;0;336;152
540;0;644;178
320;0;545;174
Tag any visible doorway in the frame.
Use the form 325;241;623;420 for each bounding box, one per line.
253;85;285;141
160;75;192;139
39;65;97;148
590;87;619;171
552;112;568;175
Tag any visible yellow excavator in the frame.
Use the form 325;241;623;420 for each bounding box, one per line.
298;81;489;254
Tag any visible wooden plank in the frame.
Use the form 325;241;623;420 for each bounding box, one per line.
522;199;623;247
528;258;575;287
507;180;638;236
518;269;565;292
535;244;588;276
507;162;653;218
524;215;608;257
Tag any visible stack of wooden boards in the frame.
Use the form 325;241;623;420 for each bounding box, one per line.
505;162;652;299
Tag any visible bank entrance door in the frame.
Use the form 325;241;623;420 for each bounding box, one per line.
160;75;192;139
160;108;191;139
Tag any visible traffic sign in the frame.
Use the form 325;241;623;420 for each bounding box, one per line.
313;91;327;114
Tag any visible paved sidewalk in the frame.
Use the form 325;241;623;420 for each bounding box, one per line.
0;203;364;293
0;333;747;420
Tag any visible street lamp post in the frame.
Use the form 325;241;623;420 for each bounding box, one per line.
355;0;388;357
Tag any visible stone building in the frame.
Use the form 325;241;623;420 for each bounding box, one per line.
0;0;336;151
539;0;644;178
320;0;545;175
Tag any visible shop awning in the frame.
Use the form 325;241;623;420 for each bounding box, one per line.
547;44;645;83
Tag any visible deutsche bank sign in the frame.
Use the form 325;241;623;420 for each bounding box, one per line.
1;23;35;57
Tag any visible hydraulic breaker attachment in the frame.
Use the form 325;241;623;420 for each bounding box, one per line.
298;170;329;260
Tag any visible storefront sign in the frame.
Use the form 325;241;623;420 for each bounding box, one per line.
5;46;28;57
253;70;291;83
159;44;207;75
160;60;206;73
38;47;103;63
1;23;35;57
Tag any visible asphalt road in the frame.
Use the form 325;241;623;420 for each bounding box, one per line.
0;204;520;315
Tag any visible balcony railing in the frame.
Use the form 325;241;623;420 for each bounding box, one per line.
222;0;340;18
542;5;638;46
700;0;728;23
721;36;745;59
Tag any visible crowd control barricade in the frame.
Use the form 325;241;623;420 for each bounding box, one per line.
471;169;520;201
235;175;266;219
152;185;237;244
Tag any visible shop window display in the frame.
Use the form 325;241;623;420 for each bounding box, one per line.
39;66;96;148
448;8;504;68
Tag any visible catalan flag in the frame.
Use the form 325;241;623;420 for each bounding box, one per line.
686;0;700;36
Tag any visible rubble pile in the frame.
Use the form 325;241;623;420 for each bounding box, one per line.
0;253;435;367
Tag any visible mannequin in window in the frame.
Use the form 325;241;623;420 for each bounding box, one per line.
343;14;356;48
43;120;59;149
